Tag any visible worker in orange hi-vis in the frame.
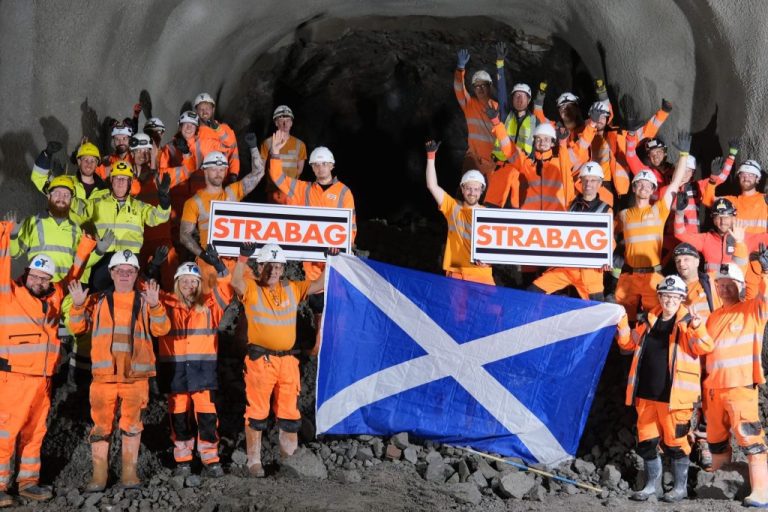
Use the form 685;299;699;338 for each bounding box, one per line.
454;48;498;178
425;139;494;286
615;275;712;503
95;121;134;181
614;132;690;325
194;93;240;183
701;245;768;508
702;159;768;234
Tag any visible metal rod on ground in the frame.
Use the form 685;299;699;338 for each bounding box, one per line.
457;446;603;493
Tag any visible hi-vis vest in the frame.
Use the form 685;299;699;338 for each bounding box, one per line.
492;112;535;160
11;214;81;282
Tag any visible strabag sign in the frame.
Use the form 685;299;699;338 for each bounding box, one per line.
471;209;612;268
207;201;353;261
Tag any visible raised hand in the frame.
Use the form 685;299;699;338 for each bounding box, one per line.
68;280;89;307
141;279;160;307
457;49;470;69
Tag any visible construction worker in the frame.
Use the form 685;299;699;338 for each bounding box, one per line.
703;159;768;234
454;48;498;177
0;220;96;506
614;136;689;324
68;250;171;492
492;42;536;156
232;242;326;477
143;117;166;147
425;140;493;285
616;275;712;502
702;246;768;508
95;121;134;180
528;162;612;300
261;105;307;204
31;141;108;201
194;92;240;181
154;258;230;479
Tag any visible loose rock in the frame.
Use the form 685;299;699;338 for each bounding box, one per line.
446;482;482;505
281;448;328;479
498;471;535;499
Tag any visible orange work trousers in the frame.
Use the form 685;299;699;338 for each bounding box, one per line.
90;380;149;439
0;372;51;491
636;398;693;455
244;354;300;423
168;390;219;464
446;269;495;285
532;267;604;299
615;272;662;321
705;386;767;451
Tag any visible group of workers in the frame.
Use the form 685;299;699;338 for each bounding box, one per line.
443;44;768;506
1;38;767;507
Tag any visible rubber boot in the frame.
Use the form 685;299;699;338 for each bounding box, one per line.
697;438;713;470
85;440;109;493
120;434;142;489
278;430;298;459
630;456;663;501
708;447;733;472
744;452;768;508
245;427;265;478
662;457;689;502
17;485;52;501
0;490;13;508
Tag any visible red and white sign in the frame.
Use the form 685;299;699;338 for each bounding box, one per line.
471;209;613;268
208;201;353;262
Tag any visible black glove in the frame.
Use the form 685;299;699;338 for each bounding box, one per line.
675;189;688;210
157;173;171;209
588;104;606;124
240;241;257;258
153;245;170;266
674;131;692;153
425;140;441;154
661;98;673;113
45;141;63;156
495;42;507;61
759;243;768;272
595;79;608;101
50;160;65;178
485;107;500;125
201;244;227;274
710;156;724;179
174;136;190;155
243;133;258;149
728;138;740;156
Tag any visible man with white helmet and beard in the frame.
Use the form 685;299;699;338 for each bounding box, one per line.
260;105;307;204
96;120;134;180
194;92;240;182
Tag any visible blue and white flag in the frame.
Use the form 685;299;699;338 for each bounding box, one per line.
316;254;624;466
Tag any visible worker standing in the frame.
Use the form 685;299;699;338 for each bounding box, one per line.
492;42;536;156
261;105;307;204
232;243;325;477
616;275;712;502
31;141;108;201
194;93;240;182
68;250;171;492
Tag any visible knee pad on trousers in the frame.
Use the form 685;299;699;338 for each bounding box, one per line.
636;437;660;461
277;418;302;433
307;293;324;314
588;292;604;302
674;422;691;439
121;429;140;438
248;418;268;432
744;443;768;455
527;284;545;294
738;421;765;437
709;439;731;454
89;433;110;443
171;412;193;441
197;412;218;442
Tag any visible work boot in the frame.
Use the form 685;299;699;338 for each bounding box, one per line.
662;457;689;502
120;434;142;489
0;490;13;508
278;430;298;459
85;440;110;493
173;462;192;478
630;456;663;501
708;447;733;472
744;452;768;508
202;463;224;479
245;427;265;478
18;484;52;501
697;438;713;470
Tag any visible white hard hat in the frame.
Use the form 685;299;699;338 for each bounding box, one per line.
511;83;532;97
144;117;166;133
111;123;133;137
201;151;228;169
632;169;658;187
656;274;687;296
309;146;335;164
737;159;762;177
579;161;604;179
194;92;216;108
715;263;744;283
471;70;492;85
686;155;697;170
273;105;294;119
556;92;579;107
27;253;56;277
174;262;202;281
257;244;287;264
460;169;486;189
533;123;557;140
109;250;140;270
178;110;199;126
589;101;610;117
129;133;152;152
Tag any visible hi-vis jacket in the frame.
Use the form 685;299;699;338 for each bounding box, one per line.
0;221;95;376
616;306;713;409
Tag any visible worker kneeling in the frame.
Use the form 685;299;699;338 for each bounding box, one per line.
231;243;326;477
68;251;171;492
704;255;768;508
616;275;712;502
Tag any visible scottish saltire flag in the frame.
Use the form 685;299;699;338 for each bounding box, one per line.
316;254;624;466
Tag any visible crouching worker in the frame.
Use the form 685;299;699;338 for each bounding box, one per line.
68;250;171;492
616;275;713;502
232;243;326;477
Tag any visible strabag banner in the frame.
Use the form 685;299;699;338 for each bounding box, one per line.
207;201;353;261
471;209;613;268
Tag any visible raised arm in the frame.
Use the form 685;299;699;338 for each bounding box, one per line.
454;49;472;110
495;43;508;120
661;132;692;210
232;242;257;297
425;140;446;206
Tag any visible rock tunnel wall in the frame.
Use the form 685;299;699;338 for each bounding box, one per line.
0;0;765;217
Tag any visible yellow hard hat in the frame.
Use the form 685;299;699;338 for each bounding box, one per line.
76;142;101;161
48;175;75;195
110;161;134;179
